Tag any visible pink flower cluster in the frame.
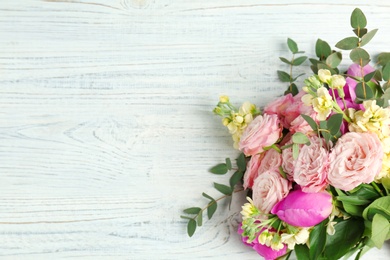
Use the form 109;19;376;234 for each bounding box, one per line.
237;64;385;259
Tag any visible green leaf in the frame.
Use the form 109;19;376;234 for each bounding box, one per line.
214;182;232;195
202;192;215;201
183;207;202;214
371;213;390;248
324;218;365;259
377;52;390;66
349;184;381;200
382;63;390;81
335;37;359;50
350;48;370;66
356;82;374;100
294;244;310;260
327;113;343;135
279;57;292;65
287;38;299;54
364;70;378;82
277;70;291;82
187;219;197;237
285;83;299;96
326;52;342;68
315;39;332;60
225;158;232;170
207;201;217;220
209;163;228;175
361;29;378;47
292;143;299;160
301;114;318;131
292;132;310;144
197;212;203;226
292;73;305;82
353;28;368;38
292;56;307;66
342;202;364;217
309;221;327;260
236;153;246;172
230;170;243;188
351;8;367;29
337;195;370;205
363;196;390;221
180;215;193;220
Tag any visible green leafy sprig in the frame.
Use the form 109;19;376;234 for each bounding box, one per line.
278;38;307;96
181;153;247;237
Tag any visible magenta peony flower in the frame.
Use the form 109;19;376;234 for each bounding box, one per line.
252;241;287;260
347;63;375;78
239;114;283;156
252;168;292;213
271;188;333;227
328;132;383;191
293;136;329;193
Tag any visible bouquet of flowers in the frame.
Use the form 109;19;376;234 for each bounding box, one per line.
181;8;390;260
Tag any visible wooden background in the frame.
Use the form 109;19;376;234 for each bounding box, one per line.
1;0;390;259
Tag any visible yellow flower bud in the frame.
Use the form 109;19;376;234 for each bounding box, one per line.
329;75;346;89
219;95;229;103
318;69;332;83
222;117;230;126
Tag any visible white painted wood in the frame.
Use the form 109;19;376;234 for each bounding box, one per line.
0;0;389;259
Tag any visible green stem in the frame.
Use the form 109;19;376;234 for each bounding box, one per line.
371;182;385;197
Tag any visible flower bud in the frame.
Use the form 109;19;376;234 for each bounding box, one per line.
330;75;346;89
219;95;229;103
271;188;332;227
222;117;230;126
318;69;332;83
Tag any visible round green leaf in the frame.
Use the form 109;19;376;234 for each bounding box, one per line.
350;48;370;66
361;29;378;47
335;37;359;50
287;38;298;54
350;8;367;29
209;163;228;175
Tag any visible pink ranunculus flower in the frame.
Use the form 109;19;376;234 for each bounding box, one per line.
252;168;292;213
239;114;283;156
328;132;383;191
293;136;329;193
271;188;333;227
257;147;283;174
243;153;263;189
264;94;295;129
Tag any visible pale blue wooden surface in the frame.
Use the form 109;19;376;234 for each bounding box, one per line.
0;0;389;259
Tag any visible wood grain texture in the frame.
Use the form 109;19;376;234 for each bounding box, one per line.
0;0;390;259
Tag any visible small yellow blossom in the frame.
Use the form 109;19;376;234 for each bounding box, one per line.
240;197;259;220
318;69;332;83
219;95;229;103
312;87;333;120
329;75;346;90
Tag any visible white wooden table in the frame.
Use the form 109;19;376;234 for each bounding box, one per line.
1;0;389;259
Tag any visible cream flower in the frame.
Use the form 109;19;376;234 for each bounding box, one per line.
281;228;310;250
240;197;260;220
312;87;333;120
348;100;390;139
329;75;346;89
318;69;332;83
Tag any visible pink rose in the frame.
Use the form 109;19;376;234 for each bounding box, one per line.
293;136;329;193
281;140;302;181
328;132;383;191
264;94;295;128
252;168;291;213
289;111;318;135
271;188;333;227
258;148;283;174
239;114;283;156
243;153;263;189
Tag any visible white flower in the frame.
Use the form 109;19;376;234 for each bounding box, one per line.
318;69;332;83
312;87;333;120
329;75;346;89
281;228;310;250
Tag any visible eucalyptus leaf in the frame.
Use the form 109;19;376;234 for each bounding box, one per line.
382;63;390;81
187;219;197;237
371;213;390;248
287;38;299;54
335;37;359;50
327;113;343;135
209;163;228;175
285;83;299;96
277;70;291;82
363;70;377;82
326;52;342;68
207;201;217;220
214;182;232;195
315;39;332;60
292;143;299;160
229;170;243;188
292;132;310;144
183;207;202;214
236;153;246;172
350;48;370;66
279;57;292;65
292;56;307;66
202;192;215;201
377;52;390;66
361;29;378;47
197;212;203;226
353;28;368;38
225;158;232;170
350;8;367;29
301;114;318;131
356;82;374;100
